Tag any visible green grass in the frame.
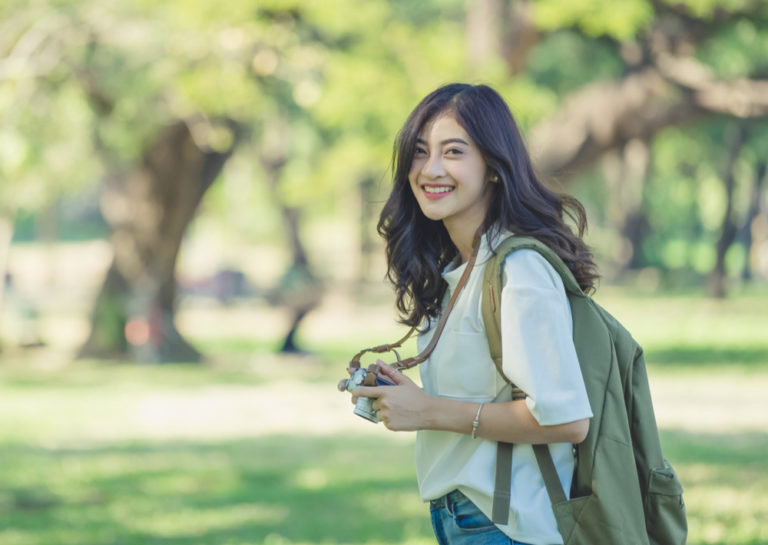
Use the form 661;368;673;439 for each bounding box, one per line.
1;436;431;545
0;358;431;545
1;285;767;544
661;431;768;545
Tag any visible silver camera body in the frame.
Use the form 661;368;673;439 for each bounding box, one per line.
342;367;395;423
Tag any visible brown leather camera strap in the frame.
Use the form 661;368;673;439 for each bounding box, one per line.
349;233;482;373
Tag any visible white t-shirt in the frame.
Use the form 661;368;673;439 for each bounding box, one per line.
415;233;593;545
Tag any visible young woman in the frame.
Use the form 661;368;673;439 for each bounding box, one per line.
348;83;598;545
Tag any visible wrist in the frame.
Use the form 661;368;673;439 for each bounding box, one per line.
419;393;444;430
421;396;479;435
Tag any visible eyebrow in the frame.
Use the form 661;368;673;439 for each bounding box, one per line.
416;137;470;146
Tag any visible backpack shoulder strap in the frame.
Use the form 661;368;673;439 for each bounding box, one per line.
480;235;586;526
480;235;584;379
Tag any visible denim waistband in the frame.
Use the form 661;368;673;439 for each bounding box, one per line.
429;489;465;509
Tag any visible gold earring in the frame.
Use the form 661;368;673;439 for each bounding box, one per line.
490;174;499;183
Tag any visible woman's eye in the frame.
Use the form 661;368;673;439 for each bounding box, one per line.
414;147;427;156
445;147;463;155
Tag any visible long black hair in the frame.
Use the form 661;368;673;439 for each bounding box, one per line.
378;83;599;327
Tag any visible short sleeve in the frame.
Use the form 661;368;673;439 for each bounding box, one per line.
499;249;593;426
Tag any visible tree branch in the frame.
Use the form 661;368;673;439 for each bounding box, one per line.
530;58;768;182
655;53;768;117
530;67;696;180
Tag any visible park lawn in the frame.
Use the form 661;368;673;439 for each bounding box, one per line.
0;358;432;545
0;285;767;545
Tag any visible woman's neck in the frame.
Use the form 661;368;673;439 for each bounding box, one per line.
446;224;482;264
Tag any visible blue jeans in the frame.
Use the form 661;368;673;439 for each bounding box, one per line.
429;489;530;545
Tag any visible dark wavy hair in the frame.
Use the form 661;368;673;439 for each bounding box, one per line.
377;83;599;327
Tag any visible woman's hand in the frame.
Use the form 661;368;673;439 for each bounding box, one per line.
352;360;433;431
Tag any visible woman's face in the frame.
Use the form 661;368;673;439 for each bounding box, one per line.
408;112;493;237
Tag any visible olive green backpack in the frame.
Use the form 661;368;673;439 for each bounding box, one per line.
481;236;687;545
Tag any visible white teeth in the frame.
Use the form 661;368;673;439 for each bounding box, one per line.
423;186;453;194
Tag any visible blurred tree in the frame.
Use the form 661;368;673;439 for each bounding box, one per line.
509;0;768;284
65;2;248;361
522;1;768;178
1;0;469;359
2;0;270;360
80;118;238;361
3;0;768;361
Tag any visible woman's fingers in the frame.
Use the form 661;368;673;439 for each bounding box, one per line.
375;360;412;385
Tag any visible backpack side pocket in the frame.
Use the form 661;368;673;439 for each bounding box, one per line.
645;460;687;545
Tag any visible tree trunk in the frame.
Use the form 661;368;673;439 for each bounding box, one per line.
268;204;322;354
741;159;767;281
359;175;377;284
79;119;236;362
258;120;323;354
709;124;748;298
602;139;651;271
0;208;15;351
466;0;536;75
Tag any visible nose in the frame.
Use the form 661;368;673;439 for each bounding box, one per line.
421;152;445;179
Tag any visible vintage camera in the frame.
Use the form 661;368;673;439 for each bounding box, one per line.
339;367;395;423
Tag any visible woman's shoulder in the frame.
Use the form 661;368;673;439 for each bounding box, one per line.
501;247;565;292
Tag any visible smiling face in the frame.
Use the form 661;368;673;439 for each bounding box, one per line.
408;112;494;241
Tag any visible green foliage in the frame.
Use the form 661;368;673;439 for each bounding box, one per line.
526;30;623;98
0;64;98;211
2;0;767;289
533;0;654;39
697;19;768;78
665;0;765;18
